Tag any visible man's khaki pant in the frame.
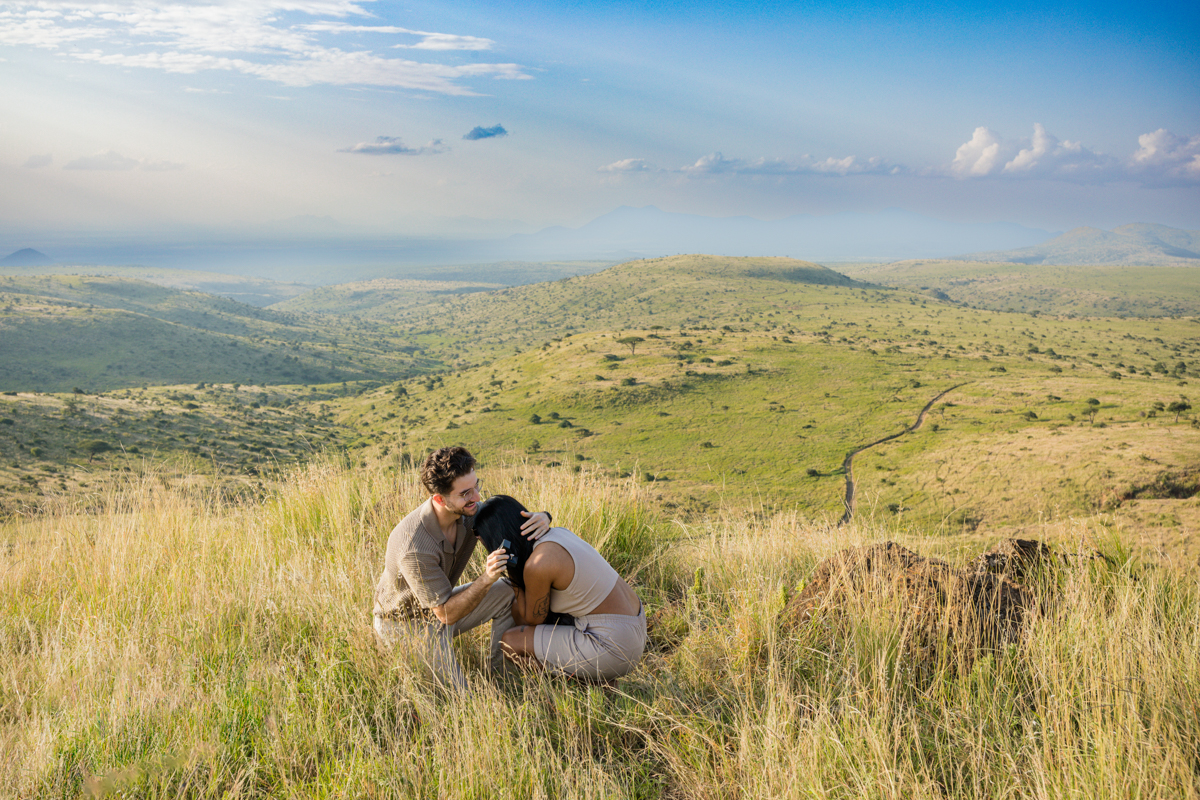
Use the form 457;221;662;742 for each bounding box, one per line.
373;580;514;691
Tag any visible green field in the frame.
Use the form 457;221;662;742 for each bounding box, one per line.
837;260;1200;317
0;275;432;392
1;255;1197;561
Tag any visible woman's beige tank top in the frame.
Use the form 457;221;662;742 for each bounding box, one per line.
534;527;619;617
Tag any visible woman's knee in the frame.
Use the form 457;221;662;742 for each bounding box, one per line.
501;625;537;657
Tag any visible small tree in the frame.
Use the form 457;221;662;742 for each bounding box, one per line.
1168;400;1191;422
80;440;113;462
616;336;645;355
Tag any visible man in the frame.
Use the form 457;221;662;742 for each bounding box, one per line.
372;446;552;689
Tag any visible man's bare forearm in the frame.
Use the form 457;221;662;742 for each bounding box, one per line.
432;576;496;626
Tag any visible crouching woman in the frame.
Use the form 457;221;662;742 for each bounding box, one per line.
473;495;646;680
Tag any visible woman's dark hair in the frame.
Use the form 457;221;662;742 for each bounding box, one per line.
473;495;575;627
473;495;536;588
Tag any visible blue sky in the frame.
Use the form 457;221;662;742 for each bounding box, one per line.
1;0;1197;242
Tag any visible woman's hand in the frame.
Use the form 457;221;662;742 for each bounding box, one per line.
519;510;552;540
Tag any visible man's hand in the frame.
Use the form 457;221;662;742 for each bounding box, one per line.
519;510;552;540
482;547;508;584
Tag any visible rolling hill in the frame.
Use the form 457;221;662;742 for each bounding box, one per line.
0;275;431;392
955;223;1200;265
1;255;1198;554
835;260;1200;317
285;255;1200;541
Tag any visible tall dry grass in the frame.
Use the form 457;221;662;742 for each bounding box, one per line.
1;458;1197;798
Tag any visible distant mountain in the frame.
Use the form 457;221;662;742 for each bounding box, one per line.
1;248;53;266
503;206;1055;262
955;223;1200;265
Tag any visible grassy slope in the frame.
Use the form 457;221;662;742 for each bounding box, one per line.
275;278;507;318
0;385;352;515
303;256;1200;550
837;260;1200;317
2;255;1198;557
2;461;1197;798
0;264;312;306
0;275;433;392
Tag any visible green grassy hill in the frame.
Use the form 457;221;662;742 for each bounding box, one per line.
288;255;1200;547
837;260;1200;317
0;275;433;392
2;255;1197;558
275;278;506;318
955;223;1200;265
0;384;353;516
0;264;312;306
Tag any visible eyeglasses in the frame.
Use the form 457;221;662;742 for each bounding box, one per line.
456;478;484;501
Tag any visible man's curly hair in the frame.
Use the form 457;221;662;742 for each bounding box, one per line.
420;446;476;496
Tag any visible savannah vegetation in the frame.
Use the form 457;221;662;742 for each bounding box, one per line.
836;260;1200;318
2;461;1197;798
2;253;1199;797
2;256;1198;559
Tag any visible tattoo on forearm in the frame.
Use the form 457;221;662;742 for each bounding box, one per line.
534;596;550;620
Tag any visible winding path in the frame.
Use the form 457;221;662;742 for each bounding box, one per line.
838;383;968;524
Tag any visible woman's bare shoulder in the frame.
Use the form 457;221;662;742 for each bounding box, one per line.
527;540;572;575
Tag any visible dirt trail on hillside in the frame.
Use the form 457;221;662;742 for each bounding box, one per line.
839;383;967;524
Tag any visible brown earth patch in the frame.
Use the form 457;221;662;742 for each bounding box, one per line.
781;540;1059;672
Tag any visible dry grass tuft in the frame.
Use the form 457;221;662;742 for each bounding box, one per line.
2;459;1197;798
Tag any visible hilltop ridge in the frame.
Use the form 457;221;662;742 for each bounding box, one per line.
955;223;1200;265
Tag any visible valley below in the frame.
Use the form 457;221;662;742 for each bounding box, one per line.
1;253;1197;563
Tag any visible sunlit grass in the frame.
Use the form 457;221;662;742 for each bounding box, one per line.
2;459;1197;798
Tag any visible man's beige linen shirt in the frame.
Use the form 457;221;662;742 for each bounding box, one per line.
373;498;476;620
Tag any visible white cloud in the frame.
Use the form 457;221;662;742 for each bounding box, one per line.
951;127;1004;177
600;151;902;177
63;150;184;170
64;150;140;170
598;158;656;173
338;135;446;155
303;22;494;50
0;1;528;93
680;152;900;177
1000;123;1117;179
23;153;52;168
1130;129;1200;181
950;124;1198;184
397;32;494;51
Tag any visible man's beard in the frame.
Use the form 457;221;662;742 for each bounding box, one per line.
446;497;478;517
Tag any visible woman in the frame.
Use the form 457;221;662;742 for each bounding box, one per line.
473;495;646;681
